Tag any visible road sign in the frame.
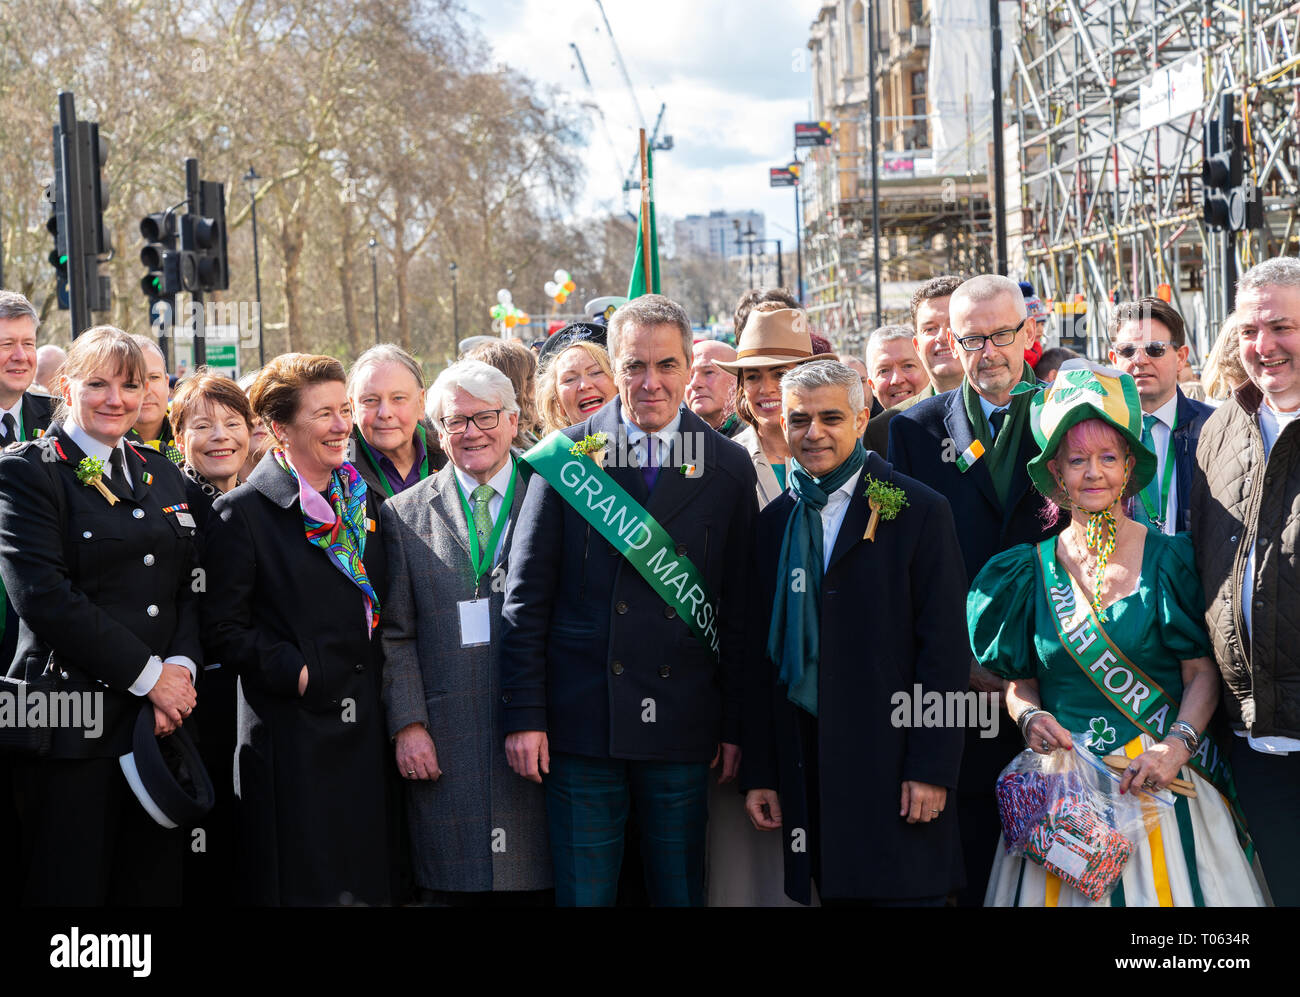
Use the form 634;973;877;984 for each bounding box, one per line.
794;121;833;147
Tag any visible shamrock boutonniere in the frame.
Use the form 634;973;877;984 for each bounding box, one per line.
862;474;906;541
76;456;118;506
569;431;609;465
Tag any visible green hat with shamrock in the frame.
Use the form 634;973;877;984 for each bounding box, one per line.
1025;359;1157;499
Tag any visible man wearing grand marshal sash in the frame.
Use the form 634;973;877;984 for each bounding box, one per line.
742;360;969;905
501;294;758;906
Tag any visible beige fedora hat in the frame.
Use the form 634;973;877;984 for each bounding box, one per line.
716;308;838;374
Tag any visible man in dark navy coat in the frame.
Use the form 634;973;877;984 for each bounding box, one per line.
1106;296;1212;535
743;361;967;905
501;294;757;906
887;274;1066;905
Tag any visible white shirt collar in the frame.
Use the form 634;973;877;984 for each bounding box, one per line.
64;422;123;471
828;466;862;502
452;455;515;499
620;405;684;445
0;397;22;439
1147;393;1178;430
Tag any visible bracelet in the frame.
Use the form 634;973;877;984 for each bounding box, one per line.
1168;721;1200;755
1017;707;1049;742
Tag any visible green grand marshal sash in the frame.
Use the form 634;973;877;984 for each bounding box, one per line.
522;430;719;656
1035;539;1251;847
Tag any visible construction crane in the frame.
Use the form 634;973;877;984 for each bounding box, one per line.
569;43;623;168
592;0;672;202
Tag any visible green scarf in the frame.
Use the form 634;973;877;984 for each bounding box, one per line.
766;440;868;716
962;360;1037;506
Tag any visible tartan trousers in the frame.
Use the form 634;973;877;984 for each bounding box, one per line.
545;753;709;907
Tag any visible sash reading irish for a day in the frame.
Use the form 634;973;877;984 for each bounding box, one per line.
522;430;720;657
1035;539;1250;847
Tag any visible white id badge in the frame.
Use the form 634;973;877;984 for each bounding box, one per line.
458;598;491;647
176;512;197;528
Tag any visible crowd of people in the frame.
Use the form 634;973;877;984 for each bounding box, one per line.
0;254;1293;907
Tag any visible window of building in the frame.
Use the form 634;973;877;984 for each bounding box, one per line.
911;70;925;95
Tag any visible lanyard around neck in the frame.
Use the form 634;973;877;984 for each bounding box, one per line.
357;423;430;497
1138;413;1177;528
454;459;518;593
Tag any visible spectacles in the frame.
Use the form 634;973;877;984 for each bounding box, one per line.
955;317;1028;352
440;409;503;434
1113;341;1173;360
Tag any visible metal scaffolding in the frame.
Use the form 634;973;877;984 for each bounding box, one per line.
1014;0;1300;358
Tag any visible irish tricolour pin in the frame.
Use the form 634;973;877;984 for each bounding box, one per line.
955;439;985;473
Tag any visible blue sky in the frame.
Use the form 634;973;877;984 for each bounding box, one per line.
470;0;823;244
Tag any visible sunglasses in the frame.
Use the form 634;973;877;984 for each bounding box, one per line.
1113;341;1174;360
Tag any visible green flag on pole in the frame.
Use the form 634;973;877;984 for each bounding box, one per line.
627;139;660;299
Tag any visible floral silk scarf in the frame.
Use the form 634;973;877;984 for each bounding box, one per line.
273;449;379;633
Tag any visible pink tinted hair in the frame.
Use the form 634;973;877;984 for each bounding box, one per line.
1039;417;1135;527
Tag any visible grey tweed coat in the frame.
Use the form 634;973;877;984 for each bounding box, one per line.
380;461;551;892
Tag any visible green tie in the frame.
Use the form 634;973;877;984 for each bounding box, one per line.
471;484;495;548
1135;414;1158;528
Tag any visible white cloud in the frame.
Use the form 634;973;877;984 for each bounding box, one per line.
470;0;823;240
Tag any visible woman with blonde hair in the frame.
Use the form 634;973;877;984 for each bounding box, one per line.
1201;313;1249;402
0;326;202;904
536;338;617;434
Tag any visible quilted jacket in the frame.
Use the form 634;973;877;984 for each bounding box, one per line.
1189;380;1300;737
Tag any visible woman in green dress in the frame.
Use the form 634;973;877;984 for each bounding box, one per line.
968;360;1264;906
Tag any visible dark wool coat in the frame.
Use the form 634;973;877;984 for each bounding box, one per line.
741;451;968;903
202;451;392;906
500;399;758;761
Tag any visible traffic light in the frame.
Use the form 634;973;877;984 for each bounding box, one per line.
140;211;180;302
1202;93;1263;233
179;180;228;293
44;163;69;310
49;93;111;335
70;120;111;311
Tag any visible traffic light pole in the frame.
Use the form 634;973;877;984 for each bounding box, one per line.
57;92;90;338
186;158;206;368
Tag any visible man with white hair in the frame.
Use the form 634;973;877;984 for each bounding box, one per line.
887;272;1064;906
380;358;552;904
31;344;66;397
501;293;758;906
1190;256;1300;906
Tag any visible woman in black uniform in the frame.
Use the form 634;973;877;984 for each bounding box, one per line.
0;326;201;905
202;353;391;906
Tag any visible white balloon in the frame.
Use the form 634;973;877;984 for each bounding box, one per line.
497;288;512;305
544;281;558;296
554;269;567;284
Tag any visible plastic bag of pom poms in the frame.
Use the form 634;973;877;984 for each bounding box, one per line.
1017;739;1173;902
995;749;1087;854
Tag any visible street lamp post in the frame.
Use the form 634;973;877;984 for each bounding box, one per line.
449;261;459;343
368;238;380;344
743;223;757;290
243;165;265;366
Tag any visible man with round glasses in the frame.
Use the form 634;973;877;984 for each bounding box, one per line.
886;273;1066;906
1107;296;1212;535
